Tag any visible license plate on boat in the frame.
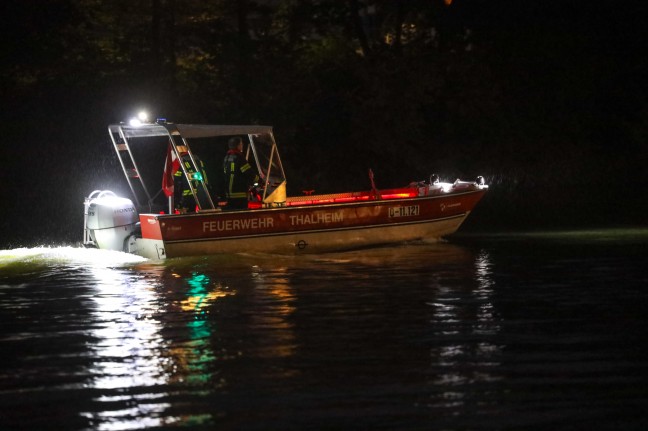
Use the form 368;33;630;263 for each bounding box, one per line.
388;205;420;218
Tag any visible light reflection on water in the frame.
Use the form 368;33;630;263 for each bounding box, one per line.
248;264;298;361
81;262;243;429
82;265;174;429
426;249;503;412
1;231;647;430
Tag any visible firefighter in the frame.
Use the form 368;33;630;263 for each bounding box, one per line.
174;151;209;212
223;137;259;210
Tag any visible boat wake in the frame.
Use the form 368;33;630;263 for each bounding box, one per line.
0;246;147;270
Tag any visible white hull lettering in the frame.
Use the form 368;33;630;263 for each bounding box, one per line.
440;202;461;212
203;217;274;232
389;205;420;218
289;212;343;226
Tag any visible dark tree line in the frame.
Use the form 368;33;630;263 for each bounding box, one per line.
1;0;647;246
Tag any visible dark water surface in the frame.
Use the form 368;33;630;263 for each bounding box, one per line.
1;229;647;430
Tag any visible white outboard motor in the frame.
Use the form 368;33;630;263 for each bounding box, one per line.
83;190;138;251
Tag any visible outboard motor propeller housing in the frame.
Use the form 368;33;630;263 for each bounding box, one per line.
84;190;138;251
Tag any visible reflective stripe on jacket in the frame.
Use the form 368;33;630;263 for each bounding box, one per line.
175;158;208;191
223;150;258;199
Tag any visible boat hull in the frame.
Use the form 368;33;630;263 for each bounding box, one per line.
132;189;486;259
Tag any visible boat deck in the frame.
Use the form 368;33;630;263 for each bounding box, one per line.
244;183;478;209
244;186;422;209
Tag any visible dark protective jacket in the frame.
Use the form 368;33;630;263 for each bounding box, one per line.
174;154;209;210
223;149;259;207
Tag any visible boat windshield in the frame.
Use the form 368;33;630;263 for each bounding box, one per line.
249;133;286;204
249;133;282;181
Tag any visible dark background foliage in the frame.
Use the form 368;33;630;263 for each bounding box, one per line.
1;0;647;247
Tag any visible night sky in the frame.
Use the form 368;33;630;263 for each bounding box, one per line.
1;0;647;248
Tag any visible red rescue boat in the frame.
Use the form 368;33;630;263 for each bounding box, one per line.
83;120;487;259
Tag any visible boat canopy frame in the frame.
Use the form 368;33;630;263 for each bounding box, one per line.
107;122;286;212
